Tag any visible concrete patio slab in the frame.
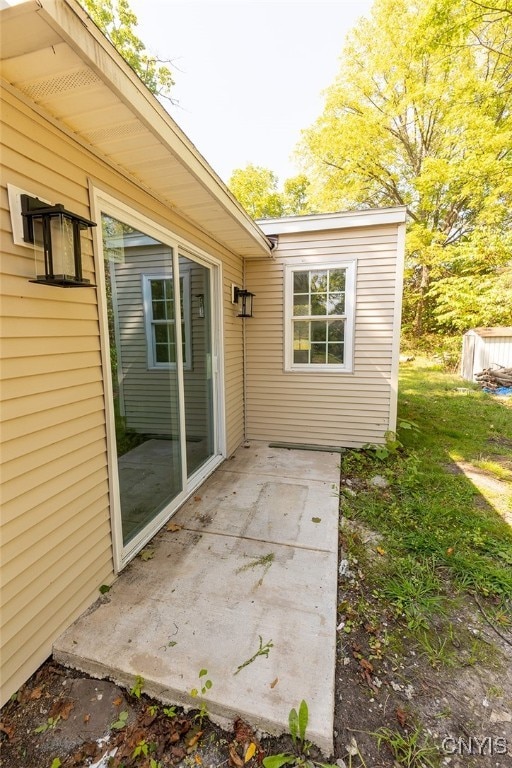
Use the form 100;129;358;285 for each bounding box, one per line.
54;442;340;754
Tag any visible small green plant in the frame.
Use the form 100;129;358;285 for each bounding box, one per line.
234;636;274;675
191;668;212;696
147;704;159;716
373;725;439;768
130;674;145;699
111;710;129;730
263;701;336;768
416;631;457;669
194;701;209;726
163;705;177;718
34;716;60;734
133;739;156;759
50;759;62;768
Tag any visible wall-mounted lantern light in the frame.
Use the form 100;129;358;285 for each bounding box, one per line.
195;293;205;318
233;286;255;318
21;194;96;287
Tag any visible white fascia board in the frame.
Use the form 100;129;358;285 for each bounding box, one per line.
8;0;270;258
258;206;408;235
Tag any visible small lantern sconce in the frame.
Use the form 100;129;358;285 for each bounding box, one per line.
195;294;205;318
21;194;96;287
233;286;255;318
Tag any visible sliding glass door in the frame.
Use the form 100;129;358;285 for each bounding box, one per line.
101;213;218;556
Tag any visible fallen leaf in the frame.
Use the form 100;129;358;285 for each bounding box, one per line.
270;677;279;689
359;658;373;674
376;546;386;556
83;714;90;724
396;706;408;728
446;547;454;556
50;699;74;720
195;755;203;764
29;686;43;700
187;730;204;748
229;744;244;768
0;722;15;739
113;696;123;707
140;549;155;561
194;496;202;502
167;523;183;532
244;742;257;762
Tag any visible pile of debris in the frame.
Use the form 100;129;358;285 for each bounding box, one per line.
475;366;512;391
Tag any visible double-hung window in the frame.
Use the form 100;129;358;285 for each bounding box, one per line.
143;272;191;369
285;260;355;372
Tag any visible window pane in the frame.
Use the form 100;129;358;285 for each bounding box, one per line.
310;270;327;292
294;349;309;363
311;343;327;363
311;321;327;342
152;300;166;320
328;320;345;342
154;324;169;343
151;280;164;301
166;299;175;319
328;343;344;364
293;271;309;293
329;269;346;292
311;293;327;315
293;295;309;316
327;293;345;315
293;321;310;350
155;343;170;363
163;279;173;300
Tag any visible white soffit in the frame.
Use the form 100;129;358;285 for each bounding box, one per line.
0;0;271;259
258;207;408;235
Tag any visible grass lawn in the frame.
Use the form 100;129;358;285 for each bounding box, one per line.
335;359;512;767
342;359;512;616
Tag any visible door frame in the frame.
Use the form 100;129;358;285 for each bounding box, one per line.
90;186;226;572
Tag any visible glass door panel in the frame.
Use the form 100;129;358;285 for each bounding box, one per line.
179;254;215;477
102;214;183;545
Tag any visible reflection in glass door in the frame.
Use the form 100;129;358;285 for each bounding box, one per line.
179;254;215;477
103;214;183;545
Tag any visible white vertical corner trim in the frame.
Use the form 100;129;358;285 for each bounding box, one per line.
389;221;406;433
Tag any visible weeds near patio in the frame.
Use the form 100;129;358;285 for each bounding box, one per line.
234;636;274;675
372;725;439;768
263;700;337;768
237;552;275;586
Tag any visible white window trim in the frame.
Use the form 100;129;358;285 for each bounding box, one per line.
143;270;192;370
284;258;356;373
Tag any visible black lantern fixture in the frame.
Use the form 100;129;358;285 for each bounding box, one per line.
21;194;96;287
233;286;255;318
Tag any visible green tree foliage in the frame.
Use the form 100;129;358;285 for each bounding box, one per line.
300;0;512;335
229;165;312;218
79;0;174;99
229;164;285;219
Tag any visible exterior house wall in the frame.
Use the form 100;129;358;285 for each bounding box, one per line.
0;86;245;705
461;328;512;381
245;223;404;448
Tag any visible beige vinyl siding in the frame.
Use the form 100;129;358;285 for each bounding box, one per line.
245;225;401;448
0;87;244;704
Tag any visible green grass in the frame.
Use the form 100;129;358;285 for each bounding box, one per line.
340;361;512;622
